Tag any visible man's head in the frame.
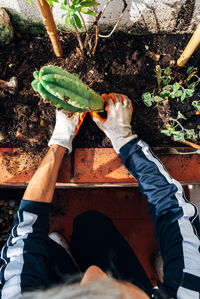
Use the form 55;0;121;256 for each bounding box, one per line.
22;265;149;299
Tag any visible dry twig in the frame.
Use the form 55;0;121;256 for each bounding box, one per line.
0;77;18;91
84;0;127;55
99;0;127;38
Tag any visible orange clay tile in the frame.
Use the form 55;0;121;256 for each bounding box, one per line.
0;148;71;185
74;148;200;184
1;148;200;185
74;148;134;183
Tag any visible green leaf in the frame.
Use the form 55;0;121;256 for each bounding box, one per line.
164;67;171;75
186;89;194;97
73;13;82;28
192;101;200;111
73;0;82;5
177;111;187;120
186;71;197;82
162;76;171;86
166;124;175;131
187;129;195;136
46;0;58;7
80;7;96;15
173;82;180;92
186;66;197;75
64;15;70;25
142;92;151;100
174;133;185;141
28;0;35;4
163;85;173;91
144;100;153;107
154;96;164;102
169;92;176;99
188;82;196;90
181;91;186;101
160;90;170;96
172;131;182;135
80;0;100;6
161;129;171;136
61;2;68;10
62;13;67;19
69;15;75;26
72;6;82;12
174;90;183;97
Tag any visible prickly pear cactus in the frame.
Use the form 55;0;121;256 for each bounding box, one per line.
31;65;105;113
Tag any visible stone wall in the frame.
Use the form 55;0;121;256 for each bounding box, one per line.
0;0;199;34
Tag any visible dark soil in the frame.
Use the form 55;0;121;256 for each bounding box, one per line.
0;31;200;152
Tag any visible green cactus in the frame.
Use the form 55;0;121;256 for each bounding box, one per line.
31;65;105;113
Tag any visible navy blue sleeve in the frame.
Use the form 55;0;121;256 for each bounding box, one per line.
0;200;51;299
120;139;200;299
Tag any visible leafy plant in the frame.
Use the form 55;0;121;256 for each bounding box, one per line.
192;100;200;112
31;65;105;113
161;111;197;142
142;66;200;107
61;0;98;29
28;0;128;55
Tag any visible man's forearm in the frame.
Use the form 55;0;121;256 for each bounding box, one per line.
23;145;66;203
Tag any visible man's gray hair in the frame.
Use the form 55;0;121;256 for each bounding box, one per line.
21;278;123;299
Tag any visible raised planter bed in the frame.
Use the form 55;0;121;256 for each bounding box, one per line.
1;147;200;187
1;32;200;149
1;33;200;180
1;31;200;264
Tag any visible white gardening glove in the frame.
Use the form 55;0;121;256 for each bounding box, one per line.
91;93;137;153
48;110;86;153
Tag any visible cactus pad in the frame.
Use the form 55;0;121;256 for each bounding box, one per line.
31;65;105;113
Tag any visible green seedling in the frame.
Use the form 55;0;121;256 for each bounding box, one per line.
61;0;99;29
142;66;200;107
28;0;127;55
192;100;200;112
161;111;197;142
31;65;105;113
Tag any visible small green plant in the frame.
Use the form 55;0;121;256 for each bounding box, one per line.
28;0;127;55
61;0;99;29
192;100;200;112
31;65;105;113
161;111;197;142
142;66;200;107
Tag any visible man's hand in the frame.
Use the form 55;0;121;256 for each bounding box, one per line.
91;93;137;153
48;110;86;153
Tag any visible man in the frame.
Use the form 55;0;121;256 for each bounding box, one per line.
0;93;200;299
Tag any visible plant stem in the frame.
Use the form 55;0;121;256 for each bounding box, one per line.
67;0;84;50
92;22;99;56
78;11;87;32
99;0;127;38
89;6;99;56
73;18;84;50
156;65;162;89
170;118;184;131
174;139;200;150
84;0;112;48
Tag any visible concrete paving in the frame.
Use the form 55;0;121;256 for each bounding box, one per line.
0;0;199;34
